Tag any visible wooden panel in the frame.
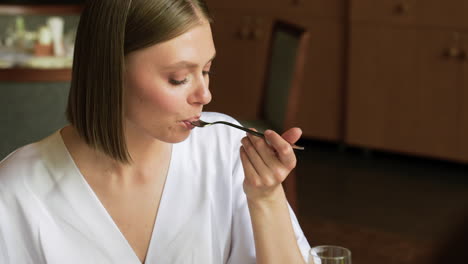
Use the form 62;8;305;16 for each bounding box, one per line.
350;0;417;24
0;4;83;14
460;34;468;162
351;0;468;28
414;29;461;160
204;10;273;120
0;68;71;82
205;0;281;11
280;0;345;20
206;0;344;19
294;20;345;141
414;0;468;29
346;24;462;160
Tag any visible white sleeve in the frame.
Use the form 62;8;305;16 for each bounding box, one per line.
0;199;10;264
226;153;311;264
288;203;312;262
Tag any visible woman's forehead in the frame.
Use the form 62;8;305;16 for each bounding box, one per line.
134;22;215;66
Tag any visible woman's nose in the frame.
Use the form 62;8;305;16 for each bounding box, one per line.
189;76;212;105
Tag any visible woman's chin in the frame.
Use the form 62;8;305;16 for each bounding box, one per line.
163;130;192;144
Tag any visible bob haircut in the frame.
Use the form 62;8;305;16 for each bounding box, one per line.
66;0;213;163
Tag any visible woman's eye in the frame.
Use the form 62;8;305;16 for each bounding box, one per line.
169;78;188;86
169;71;210;85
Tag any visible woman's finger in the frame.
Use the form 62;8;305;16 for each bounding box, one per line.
281;127;302;145
241;136;272;180
239;146;261;187
245;131;285;181
264;129;299;170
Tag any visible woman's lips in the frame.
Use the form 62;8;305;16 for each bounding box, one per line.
182;120;195;129
180;115;200;129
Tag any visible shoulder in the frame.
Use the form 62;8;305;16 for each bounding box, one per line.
0;132;58;196
0;144;41;189
0;139;57;263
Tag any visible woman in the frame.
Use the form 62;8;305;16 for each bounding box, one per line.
0;0;311;263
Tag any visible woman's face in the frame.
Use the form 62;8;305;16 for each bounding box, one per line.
124;21;215;143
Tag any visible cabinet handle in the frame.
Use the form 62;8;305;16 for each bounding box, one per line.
251;28;263;40
443;32;465;60
291;0;302;6
250;18;264;40
443;47;467;61
394;2;410;14
238;27;250;40
444;47;461;58
237;16;254;40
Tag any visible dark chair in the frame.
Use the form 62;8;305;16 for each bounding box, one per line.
241;20;309;211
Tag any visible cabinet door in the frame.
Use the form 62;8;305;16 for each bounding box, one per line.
351;0;468;28
415;0;468;28
350;0;416;24
294;20;345;141
346;24;462;160
280;0;345;20
205;10;273;120
205;0;281;11
206;0;344;20
460;37;468;162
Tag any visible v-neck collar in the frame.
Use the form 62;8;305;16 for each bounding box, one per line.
50;129;177;264
142;144;177;264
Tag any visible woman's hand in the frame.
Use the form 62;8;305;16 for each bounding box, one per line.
240;127;302;202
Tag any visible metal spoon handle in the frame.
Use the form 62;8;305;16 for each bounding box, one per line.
212;121;304;150
213;121;265;137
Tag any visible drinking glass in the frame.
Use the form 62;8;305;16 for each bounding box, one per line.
309;245;352;264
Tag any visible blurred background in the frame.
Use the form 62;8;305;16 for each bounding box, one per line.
1;1;468;263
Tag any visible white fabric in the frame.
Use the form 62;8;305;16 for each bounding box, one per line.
0;112;310;264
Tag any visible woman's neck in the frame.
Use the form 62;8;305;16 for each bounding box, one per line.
60;125;172;185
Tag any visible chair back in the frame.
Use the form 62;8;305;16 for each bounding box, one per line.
261;20;309;131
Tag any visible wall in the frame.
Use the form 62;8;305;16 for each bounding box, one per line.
0;82;69;160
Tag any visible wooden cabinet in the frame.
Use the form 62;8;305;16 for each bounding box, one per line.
294;19;345;141
206;0;344;19
206;1;468;163
416;0;468;28
280;0;345;21
350;0;417;24
346;0;468;162
205;1;346;139
460;38;468;162
351;0;468;28
205;10;273;120
346;24;467;161
205;0;281;11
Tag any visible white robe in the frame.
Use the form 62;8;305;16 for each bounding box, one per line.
0;112;310;264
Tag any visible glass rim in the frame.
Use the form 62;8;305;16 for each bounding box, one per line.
310;245;352;260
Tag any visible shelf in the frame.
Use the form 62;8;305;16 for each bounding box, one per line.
0;4;83;15
0;68;71;82
0;4;82;82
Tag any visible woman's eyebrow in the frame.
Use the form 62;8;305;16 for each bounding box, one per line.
163;53;216;70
